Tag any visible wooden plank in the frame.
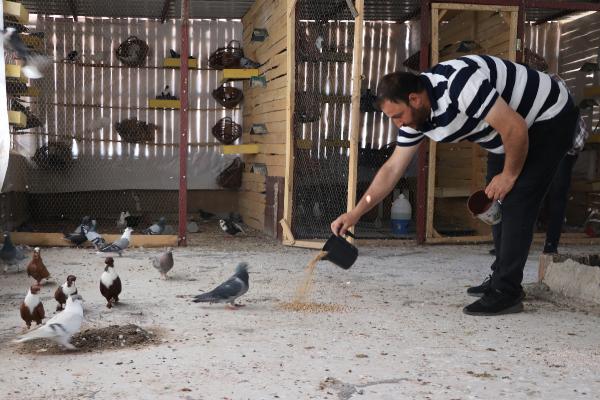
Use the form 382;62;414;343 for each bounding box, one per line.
243;172;267;183
9;232;178;248
163;58;198;68
241;180;266;193
3;0;29;24
239;191;266;205
8;111;26;127
433;3;518;12
222;144;260;154
434;187;471;198
246;153;286;166
583;86;600;97
427;7;440;240
282;0;295;240
148;99;181;109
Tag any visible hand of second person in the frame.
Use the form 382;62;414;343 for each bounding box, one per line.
330;212;359;236
485;173;517;202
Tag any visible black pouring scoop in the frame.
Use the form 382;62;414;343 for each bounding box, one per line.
322;231;358;269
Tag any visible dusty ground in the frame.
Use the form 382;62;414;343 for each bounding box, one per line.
1;227;600;400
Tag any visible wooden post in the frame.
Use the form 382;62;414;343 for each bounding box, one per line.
425;5;439;240
178;0;190;246
282;0;296;245
346;0;365;242
509;7;518;61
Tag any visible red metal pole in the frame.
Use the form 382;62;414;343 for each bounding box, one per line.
178;0;190;246
416;0;431;245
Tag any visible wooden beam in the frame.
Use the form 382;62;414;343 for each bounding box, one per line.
426;6;439;240
432;2;519;12
67;0;78;22
283;0;295;242
525;1;600;11
160;0;174;23
508;8;518;61
346;0;364;244
9;232;178;248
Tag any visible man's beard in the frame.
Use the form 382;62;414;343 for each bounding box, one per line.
411;105;430;130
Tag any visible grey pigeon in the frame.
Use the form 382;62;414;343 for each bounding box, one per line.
14;294;84;350
99;227;132;256
152;248;174;279
142;217;166;235
1;232;26;271
63;226;87;247
84;220;106;250
193;262;249;308
3;27;49;79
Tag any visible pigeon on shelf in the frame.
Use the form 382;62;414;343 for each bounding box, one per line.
2;27;49;79
240;56;261;69
116;211;130;232
64;50;80;63
1;232;27;272
14;294;84;350
64;216;91;247
192;262;249;309
142;217;166;235
156;85;178;100
169;49;196;59
98;227;132;256
219;214;245;236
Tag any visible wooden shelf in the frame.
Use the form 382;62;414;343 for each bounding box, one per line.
571;180;600;192
219;68;260;83
8;111;27;127
587;135;600;144
163;58;198;69
21;34;44;51
9;232;177;248
3;0;29;24
222;144;260;154
434;187;471;198
583;86;600;98
5;64;27;82
148;99;181;109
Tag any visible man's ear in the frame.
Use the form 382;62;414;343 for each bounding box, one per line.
408;92;421;108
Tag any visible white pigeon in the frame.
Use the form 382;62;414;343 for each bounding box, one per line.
116;211;130;232
3;27;49;79
14;294;84;350
99;227;132;256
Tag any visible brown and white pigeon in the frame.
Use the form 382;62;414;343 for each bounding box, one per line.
151;247;174;279
26;247;50;285
14;294;84;350
20;285;45;329
54;275;77;311
100;257;122;308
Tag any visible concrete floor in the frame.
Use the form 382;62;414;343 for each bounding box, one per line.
1;230;599;400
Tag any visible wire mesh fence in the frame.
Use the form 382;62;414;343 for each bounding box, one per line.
1;1;241;237
291;0;419;240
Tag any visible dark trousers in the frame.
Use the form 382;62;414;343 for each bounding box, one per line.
542;153;578;253
487;104;579;295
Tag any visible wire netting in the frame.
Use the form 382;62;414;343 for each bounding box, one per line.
291;0;419;240
1;2;241;236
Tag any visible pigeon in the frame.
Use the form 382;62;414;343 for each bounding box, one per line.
116;211;130;231
193;262;249;309
219;218;245;236
2;27;49;79
14;294;84;350
100;257;122;308
125;214;143;228
151;248;174;279
1;232;26;271
64;50;80;62
142;217;166;235
169;49;180;58
20;285;45;329
26;247;50;285
84;220;106;250
99;227;132;256
54;275;77;311
198;209;216;221
63;226;87;247
74;216;92;233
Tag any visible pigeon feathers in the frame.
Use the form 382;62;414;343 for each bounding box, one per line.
152;248;174;279
193;262;249;309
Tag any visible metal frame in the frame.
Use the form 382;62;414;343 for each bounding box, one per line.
178;0;190;246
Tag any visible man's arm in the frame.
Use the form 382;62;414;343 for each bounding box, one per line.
483;96;529;202
331;144;419;236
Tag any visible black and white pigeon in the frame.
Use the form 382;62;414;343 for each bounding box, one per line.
14;294;84;350
64;50;80;62
193;262;249;309
2;27;49;79
151;247;174;279
1;232;26;271
142;217;166;235
84;220;106;250
219;218;245;236
98;227;132;256
116;211;130;231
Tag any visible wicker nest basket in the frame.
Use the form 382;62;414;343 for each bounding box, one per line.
212;117;242;145
116;36;149;67
32;141;74;171
212;85;244;109
115;118;157;143
209;40;244;70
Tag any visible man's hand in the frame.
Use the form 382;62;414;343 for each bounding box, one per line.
485;172;517;202
331;211;360;236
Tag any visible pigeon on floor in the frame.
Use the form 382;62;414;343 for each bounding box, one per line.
100;257;122;309
98;227;132;256
3;27;49;79
142;217;166;235
219;218;245;236
1;232;26;271
26;247;50;285
192;262;249;309
14;294;84;350
84;220;106;250
20;285;45;329
54;275;77;311
151;248;174;279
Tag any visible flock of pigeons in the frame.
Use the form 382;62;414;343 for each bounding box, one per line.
1;210;250;350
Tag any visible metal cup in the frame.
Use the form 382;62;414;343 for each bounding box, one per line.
467;190;502;225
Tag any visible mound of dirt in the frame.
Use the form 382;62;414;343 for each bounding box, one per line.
16;324;159;354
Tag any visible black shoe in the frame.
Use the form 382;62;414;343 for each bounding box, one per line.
467;275;492;297
463;289;524;316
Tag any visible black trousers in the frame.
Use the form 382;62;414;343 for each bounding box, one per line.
487;104;579;295
542;153;579;253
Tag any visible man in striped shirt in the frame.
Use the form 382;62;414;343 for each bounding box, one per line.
331;55;579;316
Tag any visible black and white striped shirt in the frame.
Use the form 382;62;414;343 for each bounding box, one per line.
397;55;571;154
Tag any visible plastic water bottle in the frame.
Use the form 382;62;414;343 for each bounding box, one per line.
391;192;412;235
